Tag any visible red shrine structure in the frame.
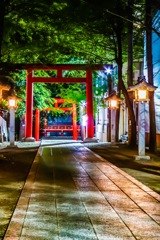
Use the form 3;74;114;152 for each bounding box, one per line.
24;64;105;141
35;98;80;141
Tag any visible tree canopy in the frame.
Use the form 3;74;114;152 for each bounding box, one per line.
0;0;159;127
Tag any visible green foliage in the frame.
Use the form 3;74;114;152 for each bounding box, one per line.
56;83;86;104
1;0;117;65
9;70;53;116
0;99;8;110
0;0;150;69
33;83;53;110
0;0;154;120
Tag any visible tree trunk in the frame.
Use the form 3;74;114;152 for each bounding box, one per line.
127;0;137;147
127;0;134;87
145;0;157;152
120;79;137;147
0;0;5;62
115;20;136;146
108;74;113;142
115;26;122;142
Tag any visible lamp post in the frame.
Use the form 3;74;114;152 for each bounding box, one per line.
127;78;157;160
104;91;122;144
8;95;17;146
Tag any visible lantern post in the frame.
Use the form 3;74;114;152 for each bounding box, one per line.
8;94;18;146
127;78;157;160
104;91;122;144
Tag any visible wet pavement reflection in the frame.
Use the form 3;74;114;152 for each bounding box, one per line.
4;141;160;240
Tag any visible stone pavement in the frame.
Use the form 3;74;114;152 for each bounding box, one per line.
0;141;41;150
4;140;160;240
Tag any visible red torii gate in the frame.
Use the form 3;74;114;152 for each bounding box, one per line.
25;64;104;141
35;99;78;141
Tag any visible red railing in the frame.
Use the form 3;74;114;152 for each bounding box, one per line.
43;125;80;136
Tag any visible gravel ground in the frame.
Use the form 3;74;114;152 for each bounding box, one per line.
0;147;38;239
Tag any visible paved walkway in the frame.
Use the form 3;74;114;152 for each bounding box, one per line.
4;140;160;240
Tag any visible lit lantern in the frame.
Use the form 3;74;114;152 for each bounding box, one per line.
110;99;118;108
104;91;122;109
137;89;147;100
104;91;123;143
128;78;157;102
127;78;157;160
8;96;17;108
7;91;20;146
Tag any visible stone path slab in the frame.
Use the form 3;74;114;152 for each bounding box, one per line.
4;141;160;240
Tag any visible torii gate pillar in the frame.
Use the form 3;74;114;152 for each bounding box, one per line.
86;70;94;139
25;69;34;141
35;108;40;141
72;103;78;140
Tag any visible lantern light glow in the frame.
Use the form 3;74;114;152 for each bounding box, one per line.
8;95;18;109
110;100;117;108
104;91;122;109
9;99;16;108
137;89;147;100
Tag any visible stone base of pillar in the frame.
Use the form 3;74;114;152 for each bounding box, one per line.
6;144;18;149
96;132;107;143
96;132;102;142
102;132;107;142
24;137;36;142
135;155;150;160
83;137;99;143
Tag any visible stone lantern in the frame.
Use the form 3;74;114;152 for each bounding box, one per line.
104;91;122;143
127;78;157;160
